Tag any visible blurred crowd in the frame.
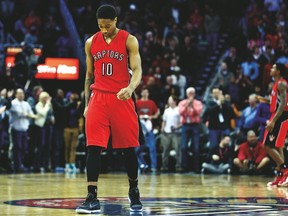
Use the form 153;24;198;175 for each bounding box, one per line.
0;0;288;176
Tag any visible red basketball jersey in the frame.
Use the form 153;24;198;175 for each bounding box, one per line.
270;78;288;113
90;30;130;93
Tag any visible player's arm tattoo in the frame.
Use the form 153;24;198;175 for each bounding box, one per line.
273;81;287;122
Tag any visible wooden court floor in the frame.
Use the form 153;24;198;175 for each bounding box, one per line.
1;172;288;215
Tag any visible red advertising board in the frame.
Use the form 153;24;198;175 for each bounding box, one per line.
35;58;79;80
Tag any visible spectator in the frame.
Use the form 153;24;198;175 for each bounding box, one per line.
24;9;41;35
56;29;73;57
238;94;259;139
214;62;234;93
254;96;271;141
178;87;203;172
201;136;233;174
204;7;221;50
240;54;260;83
24;26;38;44
51;89;74;172
136;88;160;173
160;75;180;110
276;47;288;65
160;95;182;172
64;92;81;174
26;85;43;169
234;65;254;109
233;130;270;174
0;88;12;172
14;15;27;42
9;88;37;172
224;47;240;74
13;42;39;90
34;91;54;173
202;88;234;151
170;62;187;100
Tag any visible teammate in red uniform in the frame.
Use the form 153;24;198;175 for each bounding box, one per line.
263;63;288;187
76;5;143;214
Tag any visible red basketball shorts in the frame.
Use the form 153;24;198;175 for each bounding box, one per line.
85;90;140;149
263;112;288;148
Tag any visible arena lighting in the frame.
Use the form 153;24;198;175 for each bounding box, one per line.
6;47;42;56
5;56;15;67
35;58;79;80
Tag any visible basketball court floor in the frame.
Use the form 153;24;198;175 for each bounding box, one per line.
1;172;288;215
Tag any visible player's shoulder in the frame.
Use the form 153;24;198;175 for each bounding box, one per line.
127;32;137;41
278;79;288;87
85;32;100;45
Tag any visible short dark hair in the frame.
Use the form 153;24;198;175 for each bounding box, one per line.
276;63;287;77
96;4;117;19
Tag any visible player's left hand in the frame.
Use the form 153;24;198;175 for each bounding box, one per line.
116;87;133;100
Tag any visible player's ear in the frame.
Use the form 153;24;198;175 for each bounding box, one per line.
114;17;117;23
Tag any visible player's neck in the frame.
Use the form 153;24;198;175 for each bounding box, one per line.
104;28;119;40
274;76;281;82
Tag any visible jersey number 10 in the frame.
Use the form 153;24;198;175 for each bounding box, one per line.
102;63;113;76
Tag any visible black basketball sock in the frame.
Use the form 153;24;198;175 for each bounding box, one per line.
88;185;97;197
129;179;138;190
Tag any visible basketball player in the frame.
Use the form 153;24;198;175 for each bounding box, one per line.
263;63;288;187
76;5;143;213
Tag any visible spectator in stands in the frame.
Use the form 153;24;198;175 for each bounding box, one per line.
179;87;203;172
34;91;54;173
0;0;15;23
238;94;259;138
204;7;221;50
14;15;27;42
41;14;61;56
145;76;162;107
26;85;43;169
261;39;275;56
64;92;81;174
255;96;271;141
52;89;75;172
264;0;282;16
188;8;203;35
160;75;180;111
179;35;197;76
13;42;39;90
0;88;12;171
56;29;73;57
227;75;241;108
276;47;288;65
9;88;37;172
24;26;38;44
234;65;254;109
233;130;270;174
201;136;233;174
24;9;41;35
213;62;234;93
160;95;182;172
202;88;234;151
240;54;260;83
170;59;187;100
136;88;160;173
224;46;240;74
265;27;281;50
